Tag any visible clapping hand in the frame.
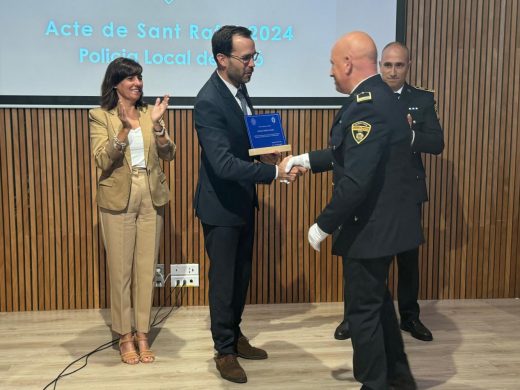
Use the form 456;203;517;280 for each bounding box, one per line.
117;100;132;131
151;95;170;125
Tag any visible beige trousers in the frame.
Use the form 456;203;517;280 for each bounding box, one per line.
99;168;163;335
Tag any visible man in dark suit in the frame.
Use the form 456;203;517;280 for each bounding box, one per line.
334;41;444;343
286;32;422;389
193;25;298;384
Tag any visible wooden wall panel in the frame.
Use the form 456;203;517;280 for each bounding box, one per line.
151;108;342;309
406;0;520;299
1;0;519;311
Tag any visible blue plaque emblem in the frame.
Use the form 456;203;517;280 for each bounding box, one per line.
245;113;291;156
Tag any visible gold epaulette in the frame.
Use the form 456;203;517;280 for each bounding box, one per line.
356;92;372;103
413;85;435;93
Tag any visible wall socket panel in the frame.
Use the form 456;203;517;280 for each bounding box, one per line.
154;264;165;288
171;264;199;275
171;263;199;287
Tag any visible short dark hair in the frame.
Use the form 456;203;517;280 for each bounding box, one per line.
381;41;410;60
211;25;253;64
100;57;145;110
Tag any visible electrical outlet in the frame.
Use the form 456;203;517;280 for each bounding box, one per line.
154;264;165;288
170;263;199;287
171;275;199;287
171;263;199;276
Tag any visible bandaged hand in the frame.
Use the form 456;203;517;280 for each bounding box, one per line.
284;153;310;173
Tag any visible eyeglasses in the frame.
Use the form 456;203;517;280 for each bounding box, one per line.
228;52;260;65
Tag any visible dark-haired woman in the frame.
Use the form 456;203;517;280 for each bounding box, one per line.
89;57;176;364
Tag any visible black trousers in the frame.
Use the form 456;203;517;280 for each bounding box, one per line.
396;247;420;323
342;246;421;325
202;213;255;355
344;256;413;390
342;250;421;327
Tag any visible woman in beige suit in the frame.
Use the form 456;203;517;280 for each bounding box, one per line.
90;57;176;364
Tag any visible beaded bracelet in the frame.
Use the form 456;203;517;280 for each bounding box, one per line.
113;136;126;151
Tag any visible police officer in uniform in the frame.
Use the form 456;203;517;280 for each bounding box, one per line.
286;32;421;390
334;41;444;343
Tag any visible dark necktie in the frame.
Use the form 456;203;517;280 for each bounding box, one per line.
236;86;249;115
395;92;401;100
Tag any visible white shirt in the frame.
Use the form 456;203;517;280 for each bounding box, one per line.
216;71;252;115
215;71;278;179
127;127;146;168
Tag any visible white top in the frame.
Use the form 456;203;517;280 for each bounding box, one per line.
128;127;146;168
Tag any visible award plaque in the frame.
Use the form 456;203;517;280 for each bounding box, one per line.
245;113;291;156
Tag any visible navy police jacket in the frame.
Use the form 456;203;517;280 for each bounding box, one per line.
400;83;444;203
309;75;424;259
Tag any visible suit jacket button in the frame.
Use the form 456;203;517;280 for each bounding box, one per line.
354;216;358;222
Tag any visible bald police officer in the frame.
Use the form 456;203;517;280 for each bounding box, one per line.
287;32;421;390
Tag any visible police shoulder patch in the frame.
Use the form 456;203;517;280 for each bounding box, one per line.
356;92;372;103
351;121;371;144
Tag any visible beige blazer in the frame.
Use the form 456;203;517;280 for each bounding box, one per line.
89;105;176;211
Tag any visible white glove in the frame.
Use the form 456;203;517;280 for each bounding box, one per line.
308;223;329;252
285;153;310;173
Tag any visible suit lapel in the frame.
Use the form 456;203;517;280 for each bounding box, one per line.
107;108;121;137
399;83;413;110
139;106;152;166
108;108;133;169
211;71;246;120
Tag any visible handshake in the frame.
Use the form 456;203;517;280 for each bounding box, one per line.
262;152;311;183
263;152;330;252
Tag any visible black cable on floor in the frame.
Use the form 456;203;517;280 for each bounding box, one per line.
42;280;185;390
42;338;119;390
150;279;186;327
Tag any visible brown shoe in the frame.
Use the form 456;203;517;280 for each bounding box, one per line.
237;335;268;360
214;354;247;383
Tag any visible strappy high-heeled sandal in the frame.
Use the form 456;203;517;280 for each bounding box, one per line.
119;336;140;365
135;334;155;363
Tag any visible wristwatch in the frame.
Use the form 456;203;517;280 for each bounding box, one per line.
153;126;166;137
